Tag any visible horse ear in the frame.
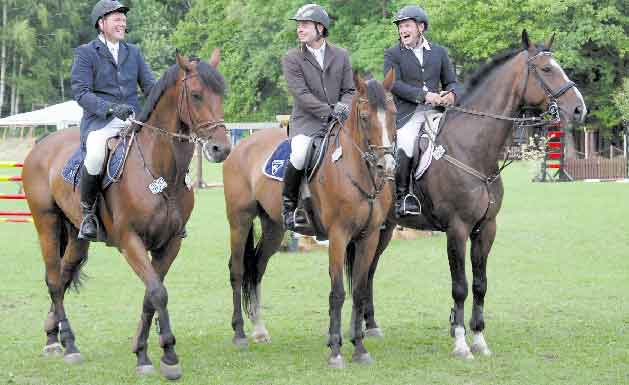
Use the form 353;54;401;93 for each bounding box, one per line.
383;68;395;92
545;32;555;50
176;49;191;72
353;71;366;95
521;30;533;51
209;48;220;68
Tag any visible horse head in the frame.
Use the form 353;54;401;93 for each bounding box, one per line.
352;69;397;179
520;30;587;125
175;49;231;162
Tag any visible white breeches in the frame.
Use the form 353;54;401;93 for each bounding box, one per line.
396;111;426;157
289;134;313;170
84;118;126;175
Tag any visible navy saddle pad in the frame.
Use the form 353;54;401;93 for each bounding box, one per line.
262;139;291;181
61;138;128;189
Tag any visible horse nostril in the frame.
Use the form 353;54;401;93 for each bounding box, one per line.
212;145;220;153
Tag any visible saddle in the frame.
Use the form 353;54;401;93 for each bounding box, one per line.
411;110;444;180
61;136;132;242
263;125;337;241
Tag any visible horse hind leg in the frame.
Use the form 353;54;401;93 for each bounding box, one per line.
228;216;254;348
468;218;496;357
39;215;88;364
447;220;474;360
247;212;284;344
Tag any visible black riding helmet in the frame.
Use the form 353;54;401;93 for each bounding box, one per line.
290;3;330;38
392;5;429;30
91;0;129;29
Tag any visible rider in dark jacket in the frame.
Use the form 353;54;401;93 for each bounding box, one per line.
71;0;155;240
384;5;463;217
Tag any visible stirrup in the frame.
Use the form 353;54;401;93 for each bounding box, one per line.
291;207;310;230
401;194;421;216
78;213;100;241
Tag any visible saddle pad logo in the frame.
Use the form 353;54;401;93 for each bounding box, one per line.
271;160;285;175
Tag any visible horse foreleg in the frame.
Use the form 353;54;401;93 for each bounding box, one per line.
349;233;380;365
447;220;473;359
131;237;182;376
326;229;349;369
363;221;394;338
121;233;181;381
469;218;496;357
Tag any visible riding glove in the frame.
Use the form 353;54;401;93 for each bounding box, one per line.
110;103;135;121
331;102;350;125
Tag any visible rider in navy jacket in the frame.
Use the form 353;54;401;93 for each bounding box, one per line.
70;0;155;241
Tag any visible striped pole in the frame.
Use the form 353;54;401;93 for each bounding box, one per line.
0;175;22;182
0;211;31;216
0;162;23;168
0;218;32;223
0;194;26;200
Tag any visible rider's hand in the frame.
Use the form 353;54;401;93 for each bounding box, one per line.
331;102;350;125
424;92;442;106
110;103;134;121
439;91;455;106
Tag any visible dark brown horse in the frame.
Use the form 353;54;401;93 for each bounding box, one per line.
361;31;587;359
22;51;230;380
223;72;397;368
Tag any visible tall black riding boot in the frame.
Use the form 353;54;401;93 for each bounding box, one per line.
395;151;420;217
77;166;101;241
282;161;307;231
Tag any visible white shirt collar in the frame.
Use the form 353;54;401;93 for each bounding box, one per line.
98;34;120;63
405;37;431;51
306;41;326;68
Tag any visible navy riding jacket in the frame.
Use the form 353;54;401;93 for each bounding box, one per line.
71;38;155;151
384;41;463;128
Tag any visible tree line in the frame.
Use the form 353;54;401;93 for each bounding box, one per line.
1;0;626;136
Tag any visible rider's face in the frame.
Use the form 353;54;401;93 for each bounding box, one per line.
297;21;323;46
398;19;424;47
99;12;126;43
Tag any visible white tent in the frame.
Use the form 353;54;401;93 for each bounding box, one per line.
0;101;83;130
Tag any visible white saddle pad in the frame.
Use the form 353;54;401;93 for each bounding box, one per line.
414;111;443;180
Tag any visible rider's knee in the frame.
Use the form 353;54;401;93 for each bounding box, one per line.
84;131;108;175
289;135;312;170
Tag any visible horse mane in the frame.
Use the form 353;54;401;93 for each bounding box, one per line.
458;44;549;105
366;79;387;110
137;59;226;123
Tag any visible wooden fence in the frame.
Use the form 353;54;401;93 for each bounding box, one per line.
564;157;627;180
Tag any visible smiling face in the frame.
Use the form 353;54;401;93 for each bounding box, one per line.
296;21;323;46
397;19;424;47
98;11;126;43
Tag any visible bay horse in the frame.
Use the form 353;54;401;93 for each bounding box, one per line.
223;71;397;368
22;50;230;380
361;31;587;359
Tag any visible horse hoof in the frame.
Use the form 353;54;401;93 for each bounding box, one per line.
160;359;182;381
352;352;374;365
136;365;156;376
327;354;345;369
365;328;384;339
452;347;474;360
471;344;492;356
63;352;83;364
232;336;249;348
252;333;271;344
42;343;63;357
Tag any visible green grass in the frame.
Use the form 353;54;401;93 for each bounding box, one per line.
1;162;628;384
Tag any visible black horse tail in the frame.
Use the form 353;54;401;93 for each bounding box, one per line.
62;219;89;293
241;225;258;317
344;241;355;297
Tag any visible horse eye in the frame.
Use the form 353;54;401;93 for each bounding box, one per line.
541;66;552;73
192;93;203;102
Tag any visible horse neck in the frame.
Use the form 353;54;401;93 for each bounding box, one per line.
137;87;195;188
454;53;528;166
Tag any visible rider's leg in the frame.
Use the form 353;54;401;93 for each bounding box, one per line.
395;114;423;216
282;135;312;230
78;118;126;240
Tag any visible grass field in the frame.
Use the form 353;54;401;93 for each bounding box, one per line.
0;160;627;385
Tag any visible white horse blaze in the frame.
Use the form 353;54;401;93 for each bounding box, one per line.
550;58;587;117
377;109;395;172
